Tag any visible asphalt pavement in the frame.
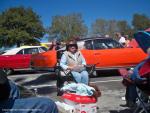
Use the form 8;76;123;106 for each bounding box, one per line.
8;70;135;113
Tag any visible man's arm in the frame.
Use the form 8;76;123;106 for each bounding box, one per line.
80;52;86;66
60;54;68;70
131;61;146;80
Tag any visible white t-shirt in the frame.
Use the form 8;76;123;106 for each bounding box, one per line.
119;37;126;44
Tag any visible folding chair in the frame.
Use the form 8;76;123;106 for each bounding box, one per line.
56;64;96;87
133;58;150;113
55;64;96;96
119;63;150;113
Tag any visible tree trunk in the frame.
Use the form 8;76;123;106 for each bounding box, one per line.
17;42;20;47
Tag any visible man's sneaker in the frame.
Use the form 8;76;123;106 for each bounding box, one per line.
127;101;136;108
121;96;126;101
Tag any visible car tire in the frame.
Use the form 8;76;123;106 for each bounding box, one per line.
3;68;14;75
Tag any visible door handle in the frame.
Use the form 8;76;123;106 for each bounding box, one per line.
94;53;101;55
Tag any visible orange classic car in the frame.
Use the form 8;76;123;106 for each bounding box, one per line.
31;37;147;72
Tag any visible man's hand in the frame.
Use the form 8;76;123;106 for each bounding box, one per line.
67;66;74;70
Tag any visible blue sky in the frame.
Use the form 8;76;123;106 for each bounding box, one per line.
1;0;150;28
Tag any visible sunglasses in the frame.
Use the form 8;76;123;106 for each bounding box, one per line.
70;47;77;49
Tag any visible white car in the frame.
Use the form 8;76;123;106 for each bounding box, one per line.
2;46;47;55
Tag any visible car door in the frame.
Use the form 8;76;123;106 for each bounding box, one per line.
92;39;147;69
80;40;98;65
31;50;57;69
23;48;40;68
103;39;147;67
15;48;39;68
8;49;26;69
14;49;31;68
92;39;112;68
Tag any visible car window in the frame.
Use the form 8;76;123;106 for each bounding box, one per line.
105;39;123;48
93;40;108;50
93;39;123;49
40;47;48;52
17;50;23;54
24;48;39;54
84;40;93;50
0;51;6;55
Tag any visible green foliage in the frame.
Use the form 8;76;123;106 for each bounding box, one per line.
92;19;108;36
49;13;88;42
107;20;118;37
92;19;131;38
0;7;45;47
117;21;130;33
132;13;150;31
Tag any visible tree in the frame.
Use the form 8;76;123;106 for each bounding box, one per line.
49;13;88;42
132;13;150;31
92;19;118;37
117;20;130;33
117;20;133;39
91;18;133;39
0;7;45;47
107;20;118;37
92;19;107;36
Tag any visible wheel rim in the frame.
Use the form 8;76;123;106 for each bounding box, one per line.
3;68;13;75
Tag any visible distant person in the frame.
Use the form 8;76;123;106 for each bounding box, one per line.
49;39;61;50
0;70;58;113
116;33;126;46
121;68;137;107
105;34;109;38
124;35;130;47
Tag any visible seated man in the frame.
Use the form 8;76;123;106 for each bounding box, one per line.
0;70;58;113
131;48;150;81
122;48;150;107
60;41;89;85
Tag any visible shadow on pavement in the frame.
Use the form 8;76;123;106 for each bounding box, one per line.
14;77;26;82
109;108;133;113
96;70;121;77
21;73;56;86
36;86;57;95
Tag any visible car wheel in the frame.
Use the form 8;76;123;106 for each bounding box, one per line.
3;68;13;75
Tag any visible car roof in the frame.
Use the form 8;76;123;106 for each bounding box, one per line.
77;37;113;42
2;48;21;55
2;46;43;55
20;46;43;48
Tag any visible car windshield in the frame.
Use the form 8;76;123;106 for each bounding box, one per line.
41;47;48;51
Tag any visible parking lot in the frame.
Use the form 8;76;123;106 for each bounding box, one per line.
8;70;135;113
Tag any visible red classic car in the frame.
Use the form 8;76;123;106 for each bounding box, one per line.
31;37;147;75
0;46;47;75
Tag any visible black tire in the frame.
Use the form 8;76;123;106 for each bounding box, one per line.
3;68;13;75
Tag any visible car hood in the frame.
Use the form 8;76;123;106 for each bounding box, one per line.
134;31;150;53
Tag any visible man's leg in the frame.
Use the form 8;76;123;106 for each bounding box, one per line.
71;71;82;83
80;71;89;85
125;86;129;102
9;81;20;99
0;97;58;113
127;85;137;107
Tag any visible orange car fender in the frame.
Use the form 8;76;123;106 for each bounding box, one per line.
31;50;57;68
